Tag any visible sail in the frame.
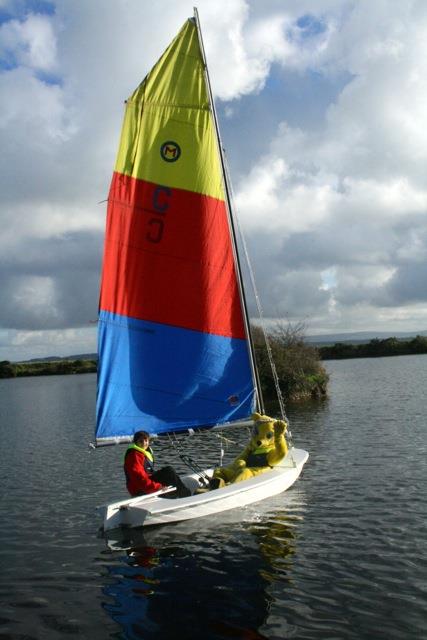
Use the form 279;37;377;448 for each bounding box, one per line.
96;18;256;444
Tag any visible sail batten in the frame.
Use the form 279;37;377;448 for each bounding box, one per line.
96;17;257;444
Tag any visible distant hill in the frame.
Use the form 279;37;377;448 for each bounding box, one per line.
20;353;98;364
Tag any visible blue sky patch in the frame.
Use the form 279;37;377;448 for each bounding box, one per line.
218;62;350;177
296;14;327;37
0;52;18;72
36;69;62;86
0;0;55;25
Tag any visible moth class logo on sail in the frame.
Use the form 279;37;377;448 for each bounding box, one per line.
160;141;181;162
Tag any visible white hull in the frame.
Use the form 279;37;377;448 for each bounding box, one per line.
99;447;308;532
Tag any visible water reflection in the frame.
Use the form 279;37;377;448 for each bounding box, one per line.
101;506;299;640
250;512;298;584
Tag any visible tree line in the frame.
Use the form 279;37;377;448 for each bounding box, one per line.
319;335;427;360
0;359;97;379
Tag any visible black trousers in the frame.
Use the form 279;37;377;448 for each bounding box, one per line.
151;466;191;499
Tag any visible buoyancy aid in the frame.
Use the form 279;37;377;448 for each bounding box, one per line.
246;446;273;468
124;443;155;474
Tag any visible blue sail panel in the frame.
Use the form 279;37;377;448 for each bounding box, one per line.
96;311;256;442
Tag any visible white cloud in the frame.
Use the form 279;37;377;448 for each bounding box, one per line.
0;67;73;145
0;12;57;71
12;274;59;322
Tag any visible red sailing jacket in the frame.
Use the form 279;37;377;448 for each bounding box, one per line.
124;445;163;496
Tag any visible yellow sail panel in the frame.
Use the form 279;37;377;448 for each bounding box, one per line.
114;19;224;200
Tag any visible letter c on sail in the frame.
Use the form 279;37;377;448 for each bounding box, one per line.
153;185;171;212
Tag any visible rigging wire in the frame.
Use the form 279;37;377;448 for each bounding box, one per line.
214;431;244;467
223;153;294;450
165;429;250;483
166;432;211;486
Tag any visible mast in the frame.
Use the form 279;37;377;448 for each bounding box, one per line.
193;8;265;414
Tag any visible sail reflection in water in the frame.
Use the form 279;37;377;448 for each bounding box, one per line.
101;510;299;640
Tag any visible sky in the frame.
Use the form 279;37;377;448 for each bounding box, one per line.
1;0;426;361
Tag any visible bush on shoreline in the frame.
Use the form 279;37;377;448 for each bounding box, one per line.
252;323;329;403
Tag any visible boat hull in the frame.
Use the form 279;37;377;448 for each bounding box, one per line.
100;448;308;531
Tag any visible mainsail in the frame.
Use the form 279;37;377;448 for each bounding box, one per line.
96;16;258;444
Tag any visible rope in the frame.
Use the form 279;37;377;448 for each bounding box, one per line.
179;453;211;485
215;432;240;467
223;153;294;450
166;432;211;486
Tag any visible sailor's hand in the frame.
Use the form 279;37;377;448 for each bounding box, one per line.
274;420;287;435
234;459;246;469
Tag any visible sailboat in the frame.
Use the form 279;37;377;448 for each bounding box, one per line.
96;10;308;532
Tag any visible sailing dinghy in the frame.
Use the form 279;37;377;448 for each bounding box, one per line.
96;10;308;532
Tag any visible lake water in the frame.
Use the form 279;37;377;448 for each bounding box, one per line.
0;355;426;639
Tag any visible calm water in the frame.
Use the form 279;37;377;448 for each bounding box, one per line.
0;355;426;639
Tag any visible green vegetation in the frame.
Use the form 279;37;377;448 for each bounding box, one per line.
252;323;329;402
0;359;97;379
319;335;427;360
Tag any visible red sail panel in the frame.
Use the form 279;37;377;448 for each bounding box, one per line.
99;172;246;339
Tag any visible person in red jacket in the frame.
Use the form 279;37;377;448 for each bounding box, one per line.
124;430;191;498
